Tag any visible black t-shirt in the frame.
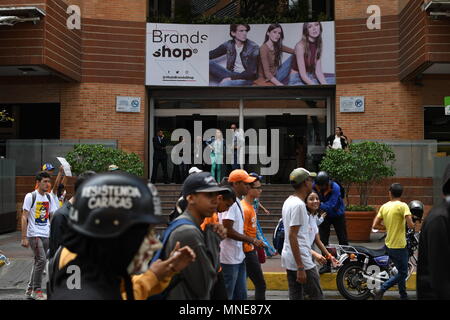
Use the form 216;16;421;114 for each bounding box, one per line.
48;201;72;259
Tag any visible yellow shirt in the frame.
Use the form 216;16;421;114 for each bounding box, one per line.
376;201;412;249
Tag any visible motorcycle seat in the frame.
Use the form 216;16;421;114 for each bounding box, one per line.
353;246;387;257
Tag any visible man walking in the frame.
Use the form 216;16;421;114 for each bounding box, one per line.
230;124;244;171
417;163;450;299
22;171;59;300
48;171;96;259
242;174;267;300
372;183;415;300
151;129;169;184
313;171;348;273
162;172;229;299
282;168;323;300
219;170;264;300
209;24;259;86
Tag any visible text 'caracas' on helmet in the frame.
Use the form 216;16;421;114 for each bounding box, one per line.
408;200;424;221
315;171;330;186
68;172;164;239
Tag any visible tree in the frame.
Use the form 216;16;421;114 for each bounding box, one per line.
320;141;396;207
65;144;144;176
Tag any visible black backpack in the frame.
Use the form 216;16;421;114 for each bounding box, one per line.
272;218;285;255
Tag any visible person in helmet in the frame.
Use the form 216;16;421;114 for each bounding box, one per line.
408;200;424;224
417;163;450;299
48;172;196;300
313;171;348;274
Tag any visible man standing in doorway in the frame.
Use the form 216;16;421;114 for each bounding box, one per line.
151;129;169;184
209;24;259;86
22;171;59;300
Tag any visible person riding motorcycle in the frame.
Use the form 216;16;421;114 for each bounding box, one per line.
48;172;196;300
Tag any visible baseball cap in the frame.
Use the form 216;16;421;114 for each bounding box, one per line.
188;167;203;175
228;169;256;183
42;163;55;171
289;168;317;185
249;172;263;180
108;164;119;171
182;172;230;197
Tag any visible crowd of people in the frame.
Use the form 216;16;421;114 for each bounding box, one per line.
18;157;450;300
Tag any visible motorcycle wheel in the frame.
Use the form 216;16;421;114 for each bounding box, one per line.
336;262;372;300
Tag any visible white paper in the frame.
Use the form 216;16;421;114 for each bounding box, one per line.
57;157;72;177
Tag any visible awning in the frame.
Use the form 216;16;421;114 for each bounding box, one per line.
0;6;46;26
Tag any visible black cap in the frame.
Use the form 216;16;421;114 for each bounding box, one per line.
182;172;230;197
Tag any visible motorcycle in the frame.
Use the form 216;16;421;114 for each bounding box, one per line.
327;229;419;300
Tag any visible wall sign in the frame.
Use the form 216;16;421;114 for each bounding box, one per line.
116;96;141;113
340;96;365;113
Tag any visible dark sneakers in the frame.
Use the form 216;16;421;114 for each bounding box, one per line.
372;288;385;300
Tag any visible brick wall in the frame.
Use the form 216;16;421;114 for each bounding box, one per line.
336;81;423;140
60;82;146;159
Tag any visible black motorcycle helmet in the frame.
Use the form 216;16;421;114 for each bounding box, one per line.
315;171;330;187
408;200;424;222
68;172;164;239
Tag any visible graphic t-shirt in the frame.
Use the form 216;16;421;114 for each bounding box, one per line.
377;200;412;249
281;195;315;271
241;199;257;253
219;199;245;265
23;191;58;238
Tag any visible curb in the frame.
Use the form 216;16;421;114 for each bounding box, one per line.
248;272;417;291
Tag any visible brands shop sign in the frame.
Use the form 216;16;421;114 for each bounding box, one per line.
146;22;335;87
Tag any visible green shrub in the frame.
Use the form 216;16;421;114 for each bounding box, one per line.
345;205;375;212
65;144;144;176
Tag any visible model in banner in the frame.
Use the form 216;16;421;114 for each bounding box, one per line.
289;22;336;85
255;24;295;86
209;24;259;86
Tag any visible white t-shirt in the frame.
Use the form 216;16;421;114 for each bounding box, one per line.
22;191;58;238
234;45;245;73
50;191;61;209
219;198;245;265
332;135;342;149
281;195;315;271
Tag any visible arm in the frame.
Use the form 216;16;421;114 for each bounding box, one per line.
259;203;270;215
315;58;327;84
319;184;341;213
222;219;264;248
405;215;415;230
52;166;64;194
21;210;29;248
372;216;386;231
289;225;307;283
209;42;227;60
294;43;315;85
282;45;295;54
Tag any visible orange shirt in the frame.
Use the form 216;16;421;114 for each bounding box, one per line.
201;213;219;231
241;199;257;253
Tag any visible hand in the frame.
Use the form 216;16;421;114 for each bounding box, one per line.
253;239;265;248
263;209;271;215
320;212;327;219
313;252;327;265
220;77;232;84
59;165;64;173
166;242;196;273
330;256;341;268
296;269;307;284
211;224;227;240
21;239;29;248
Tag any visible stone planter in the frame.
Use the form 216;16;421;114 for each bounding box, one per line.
345;210;377;242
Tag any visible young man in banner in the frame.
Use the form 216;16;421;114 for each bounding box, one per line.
209;24;259;86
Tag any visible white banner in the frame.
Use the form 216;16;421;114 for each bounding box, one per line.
146;22;335;87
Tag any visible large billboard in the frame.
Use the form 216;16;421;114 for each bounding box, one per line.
146;22;335;87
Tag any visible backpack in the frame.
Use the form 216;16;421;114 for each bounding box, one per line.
272;218;285;255
148;218;197;300
30;190;52;209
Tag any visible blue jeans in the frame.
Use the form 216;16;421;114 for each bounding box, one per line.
274;55;294;84
381;247;409;298
209;61;254;86
221;262;247;300
288;72;336;85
